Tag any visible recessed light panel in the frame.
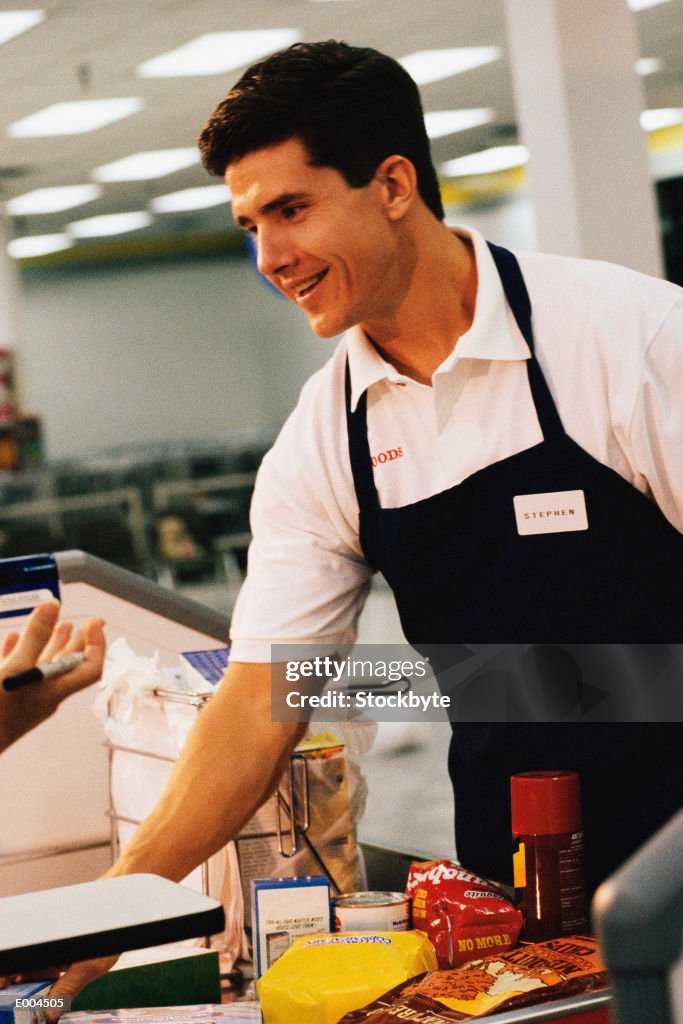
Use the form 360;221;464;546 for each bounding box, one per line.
7;234;72;258
640;108;683;131
400;47;501;86
424;109;494;139
68;212;153;238
137;29;300;78
635;57;663;75
93;149;199;182
7;98;144;138
0;10;44;47
6;185;102;216
151;185;231;213
441;145;529;177
628;0;670;10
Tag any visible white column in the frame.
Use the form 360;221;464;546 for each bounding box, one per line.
502;0;664;276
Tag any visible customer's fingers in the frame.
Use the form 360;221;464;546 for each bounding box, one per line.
50;619;106;702
38;620;74;664
0;601;61;673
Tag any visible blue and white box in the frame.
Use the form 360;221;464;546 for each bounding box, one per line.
251;876;331;978
0;981;52;1024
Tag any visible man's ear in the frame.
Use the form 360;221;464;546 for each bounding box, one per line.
374;154;418;221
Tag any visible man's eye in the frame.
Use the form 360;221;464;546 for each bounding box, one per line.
283;205;303;220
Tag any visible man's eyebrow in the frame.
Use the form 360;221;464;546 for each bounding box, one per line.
235;191;311;226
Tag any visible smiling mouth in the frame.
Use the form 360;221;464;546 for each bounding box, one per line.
294;269;328;300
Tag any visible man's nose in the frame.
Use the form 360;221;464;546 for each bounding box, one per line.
256;226;292;279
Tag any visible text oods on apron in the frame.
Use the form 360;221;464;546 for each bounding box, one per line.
345;242;683;891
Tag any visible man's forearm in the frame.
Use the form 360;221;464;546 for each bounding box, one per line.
107;661;305;882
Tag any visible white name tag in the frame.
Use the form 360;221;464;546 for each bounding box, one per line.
513;490;588;535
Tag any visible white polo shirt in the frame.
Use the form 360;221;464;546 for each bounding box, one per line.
229;227;683;661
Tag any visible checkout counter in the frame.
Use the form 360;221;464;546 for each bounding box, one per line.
0;553;680;1024
0;550;227;897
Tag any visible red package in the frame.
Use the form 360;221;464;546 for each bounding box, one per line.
406;859;523;968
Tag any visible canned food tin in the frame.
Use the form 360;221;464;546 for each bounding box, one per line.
333;891;411;932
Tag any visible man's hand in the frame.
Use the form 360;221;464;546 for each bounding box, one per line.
43;955;119;1023
0;600;105;753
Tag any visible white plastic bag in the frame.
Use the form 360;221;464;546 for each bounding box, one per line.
95;642;375;974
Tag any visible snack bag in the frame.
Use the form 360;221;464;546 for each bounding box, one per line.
338;934;608;1022
257;929;437;1024
406;859;523;968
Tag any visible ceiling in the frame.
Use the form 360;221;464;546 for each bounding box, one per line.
1;0;682;254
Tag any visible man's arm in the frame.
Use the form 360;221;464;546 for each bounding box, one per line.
47;660;306;1017
107;660;306;880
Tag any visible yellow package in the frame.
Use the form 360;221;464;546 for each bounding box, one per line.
257;929;438;1024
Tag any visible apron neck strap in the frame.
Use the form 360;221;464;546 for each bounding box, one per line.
487;241;565;441
345;361;379;509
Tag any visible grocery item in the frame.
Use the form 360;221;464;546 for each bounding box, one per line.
405;859;523;968
257;929;437;1024
0;980;52;1024
333;892;410;933
511;770;588;941
61;1006;261;1023
251;876;331;977
338;934;608;1022
71;944;220;1011
236;730;370;930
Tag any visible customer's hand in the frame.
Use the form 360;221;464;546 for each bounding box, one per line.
0;600;105;753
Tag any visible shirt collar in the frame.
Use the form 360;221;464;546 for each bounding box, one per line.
345;225;531;411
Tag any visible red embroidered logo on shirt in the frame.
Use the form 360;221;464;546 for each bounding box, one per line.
371;447;404;468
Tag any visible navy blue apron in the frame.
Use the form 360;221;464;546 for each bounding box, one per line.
345;242;683;893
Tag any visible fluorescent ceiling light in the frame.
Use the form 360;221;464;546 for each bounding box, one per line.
6;185;102;216
441;145;529;177
0;9;44;46
424;109;494;139
151;185;231;213
7;234;72;259
640;108;683;131
400;47;501;86
68;211;153;238
7;98;143;138
138;29;300;78
627;0;670;10
93;148;199;182
635;57;662;75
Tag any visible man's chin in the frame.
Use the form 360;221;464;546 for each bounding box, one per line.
305;313;352;340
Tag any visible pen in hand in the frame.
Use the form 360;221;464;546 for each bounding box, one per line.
3;651;86;692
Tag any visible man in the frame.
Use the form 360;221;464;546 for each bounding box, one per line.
49;40;682;1012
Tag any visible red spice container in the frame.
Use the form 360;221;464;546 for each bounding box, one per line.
511;770;588;941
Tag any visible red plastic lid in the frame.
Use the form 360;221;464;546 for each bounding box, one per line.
511;770;582;835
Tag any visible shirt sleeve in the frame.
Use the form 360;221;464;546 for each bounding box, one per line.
627;291;683;532
228;364;374;662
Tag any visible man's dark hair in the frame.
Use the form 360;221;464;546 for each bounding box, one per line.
198;40;444;221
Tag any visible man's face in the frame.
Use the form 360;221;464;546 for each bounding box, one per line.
227;137;402;338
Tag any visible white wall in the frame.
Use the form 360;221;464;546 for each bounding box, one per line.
15;253;330;460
